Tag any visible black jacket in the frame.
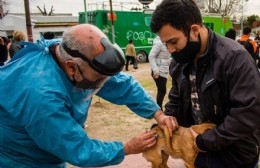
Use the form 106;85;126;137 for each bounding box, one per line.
165;29;260;167
0;44;8;65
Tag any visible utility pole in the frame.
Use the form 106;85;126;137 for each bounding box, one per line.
109;0;115;44
241;0;249;36
83;0;88;23
0;0;4;19
241;0;244;35
24;0;33;42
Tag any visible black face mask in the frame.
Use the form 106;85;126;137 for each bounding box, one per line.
171;35;201;64
72;76;107;89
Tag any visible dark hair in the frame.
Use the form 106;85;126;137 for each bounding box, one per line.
0;36;9;45
225;28;236;40
243;27;251;35
43;32;55;39
150;0;202;36
129;40;133;43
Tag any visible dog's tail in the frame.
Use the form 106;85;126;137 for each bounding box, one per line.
163;126;174;154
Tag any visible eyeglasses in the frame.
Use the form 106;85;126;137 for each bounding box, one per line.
62;38;125;76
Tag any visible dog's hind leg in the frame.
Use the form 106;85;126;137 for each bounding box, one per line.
159;151;169;168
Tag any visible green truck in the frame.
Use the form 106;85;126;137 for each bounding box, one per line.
202;14;233;36
79;10;232;63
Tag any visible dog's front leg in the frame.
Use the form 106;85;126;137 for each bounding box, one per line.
143;149;162;168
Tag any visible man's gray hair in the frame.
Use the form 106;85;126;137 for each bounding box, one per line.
59;28;95;62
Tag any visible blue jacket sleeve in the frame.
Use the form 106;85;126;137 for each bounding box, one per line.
97;72;160;119
25;89;125;167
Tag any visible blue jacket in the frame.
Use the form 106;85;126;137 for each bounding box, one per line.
0;40;159;168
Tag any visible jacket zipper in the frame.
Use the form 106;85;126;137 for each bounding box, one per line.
214;105;217;115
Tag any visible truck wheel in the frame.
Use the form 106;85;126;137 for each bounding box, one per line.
136;51;147;63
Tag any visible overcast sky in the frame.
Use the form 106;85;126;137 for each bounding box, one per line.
7;0;260;17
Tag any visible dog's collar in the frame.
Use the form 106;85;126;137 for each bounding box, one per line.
156;134;166;138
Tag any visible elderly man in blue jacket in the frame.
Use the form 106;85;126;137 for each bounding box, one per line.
0;24;177;168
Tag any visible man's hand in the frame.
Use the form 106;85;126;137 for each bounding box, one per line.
124;130;157;155
154;110;178;137
152;73;159;79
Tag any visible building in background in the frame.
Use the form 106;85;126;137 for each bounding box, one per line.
0;13;77;40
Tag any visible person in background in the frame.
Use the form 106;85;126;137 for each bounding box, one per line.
9;30;27;58
149;36;171;110
238;26;258;61
151;0;260;167
0;36;9;65
0;24;177;168
125;39;138;71
225;28;236;40
43;31;55;40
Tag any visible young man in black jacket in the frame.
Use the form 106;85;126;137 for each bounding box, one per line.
151;0;260;167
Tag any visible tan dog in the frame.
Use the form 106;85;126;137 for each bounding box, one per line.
142;123;215;168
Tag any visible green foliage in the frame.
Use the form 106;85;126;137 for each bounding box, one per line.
246;15;259;27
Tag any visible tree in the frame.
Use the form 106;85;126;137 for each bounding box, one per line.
0;0;9;19
246;15;259;28
37;4;54;16
203;0;240;16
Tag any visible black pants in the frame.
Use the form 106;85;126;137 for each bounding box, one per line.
195;152;259;168
125;56;138;71
152;73;167;110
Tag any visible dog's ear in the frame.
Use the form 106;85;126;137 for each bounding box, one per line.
150;123;158;129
